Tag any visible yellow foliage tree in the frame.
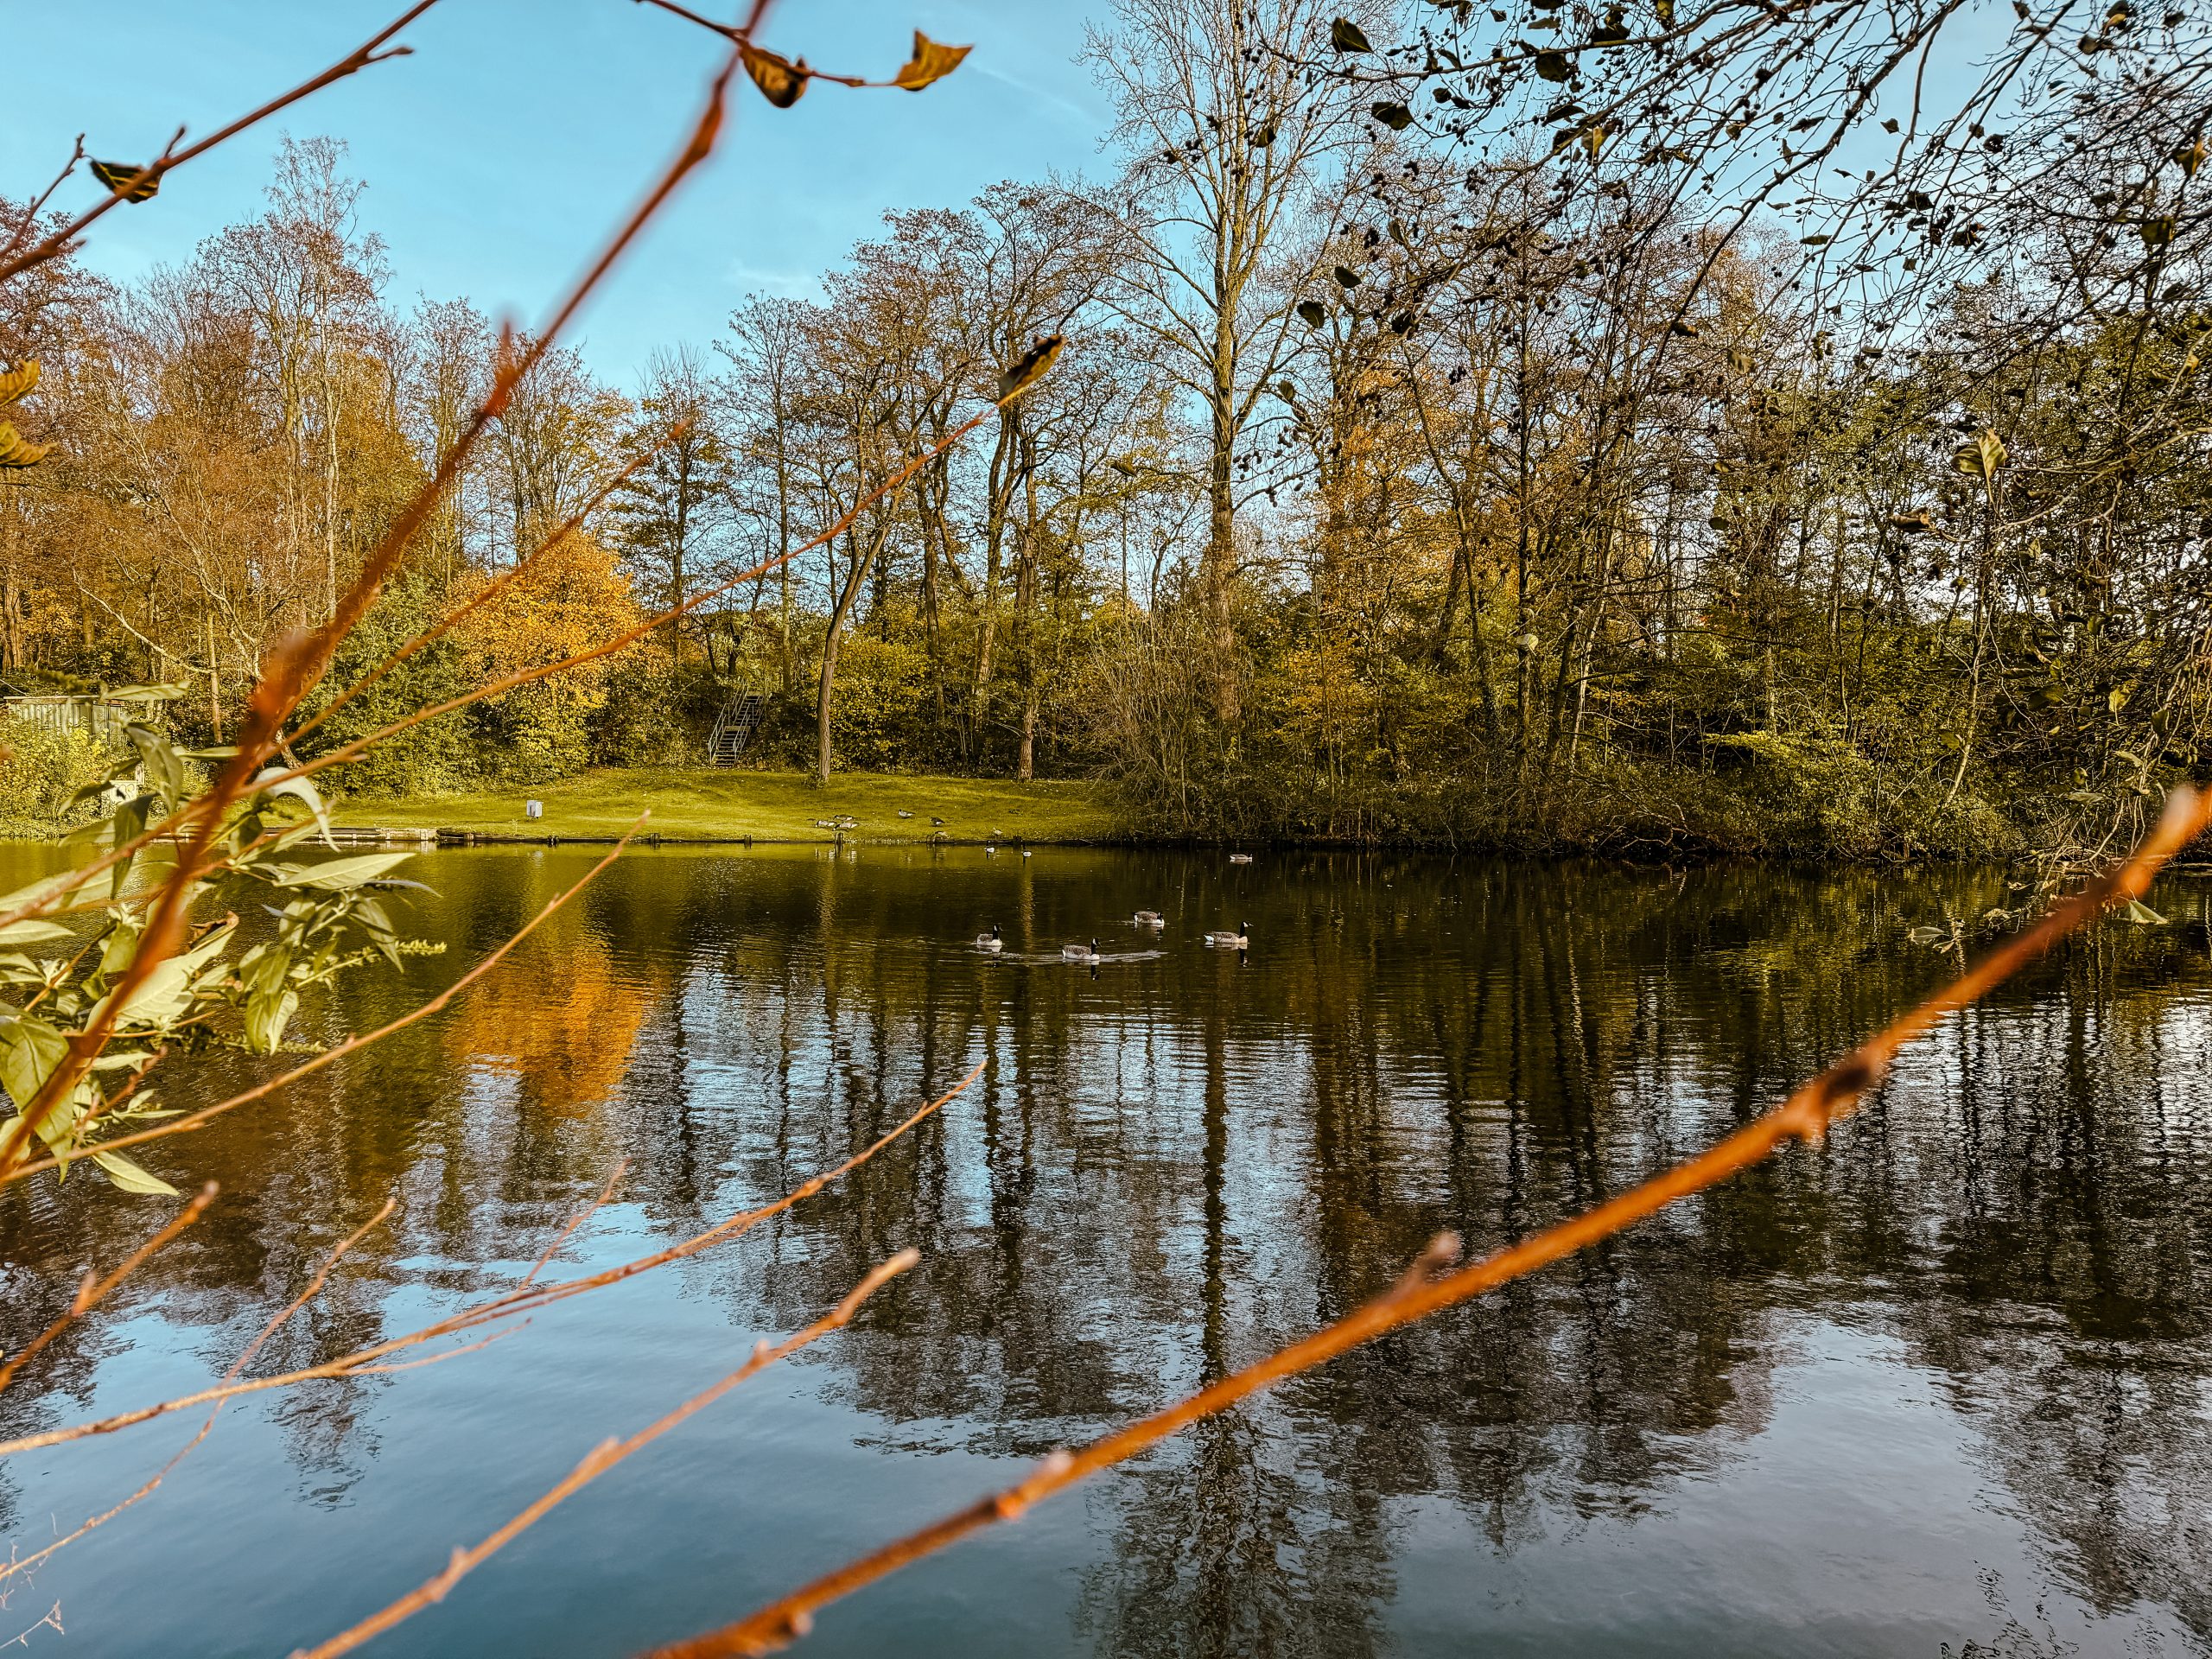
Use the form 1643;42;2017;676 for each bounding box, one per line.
457;529;643;780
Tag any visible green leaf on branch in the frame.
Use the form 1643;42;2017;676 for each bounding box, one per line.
270;852;415;893
252;767;337;850
91;1148;179;1197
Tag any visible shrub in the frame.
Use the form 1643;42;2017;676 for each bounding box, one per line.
0;721;118;835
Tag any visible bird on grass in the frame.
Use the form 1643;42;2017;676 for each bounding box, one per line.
931;817;946;827
1134;910;1166;927
897;810;915;819
975;923;1003;953
1062;938;1099;962
1205;922;1249;950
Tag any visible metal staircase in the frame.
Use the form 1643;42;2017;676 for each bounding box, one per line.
707;691;767;766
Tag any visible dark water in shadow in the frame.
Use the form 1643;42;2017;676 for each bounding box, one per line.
3;844;2209;1657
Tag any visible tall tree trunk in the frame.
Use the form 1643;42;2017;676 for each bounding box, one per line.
815;518;893;785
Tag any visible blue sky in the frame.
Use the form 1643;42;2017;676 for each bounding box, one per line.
2;1;1116;385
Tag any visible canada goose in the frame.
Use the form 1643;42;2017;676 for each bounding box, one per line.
975;924;1003;952
931;817;946;827
1205;922;1250;949
1228;853;1254;865
1134;910;1166;926
1062;938;1099;961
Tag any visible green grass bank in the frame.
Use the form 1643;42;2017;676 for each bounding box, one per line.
331;768;1119;844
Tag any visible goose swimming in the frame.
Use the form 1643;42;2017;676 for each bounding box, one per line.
1205;922;1250;950
975;924;1003;952
1134;910;1166;927
1062;938;1100;962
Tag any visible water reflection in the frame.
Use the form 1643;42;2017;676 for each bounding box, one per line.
0;847;2208;1656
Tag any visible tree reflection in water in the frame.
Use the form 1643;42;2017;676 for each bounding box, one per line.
1;846;2207;1656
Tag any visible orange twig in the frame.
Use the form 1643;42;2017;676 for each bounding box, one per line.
0;1062;975;1460
0;135;86;264
0;3;435;284
0;1600;62;1648
518;1162;630;1292
0;1183;216;1395
289;1250;920;1659
0;1196;395;1586
642;789;2212;1659
0;826;644;1186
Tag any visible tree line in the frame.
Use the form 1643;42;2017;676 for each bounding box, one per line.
4;0;2209;856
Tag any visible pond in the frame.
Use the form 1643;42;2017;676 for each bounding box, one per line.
2;844;2209;1657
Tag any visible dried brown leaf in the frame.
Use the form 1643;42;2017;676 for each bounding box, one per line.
893;30;970;91
88;160;158;202
996;334;1065;404
741;41;810;109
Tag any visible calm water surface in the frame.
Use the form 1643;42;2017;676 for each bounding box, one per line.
3;845;2209;1657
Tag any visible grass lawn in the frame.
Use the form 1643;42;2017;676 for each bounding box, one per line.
331;767;1120;843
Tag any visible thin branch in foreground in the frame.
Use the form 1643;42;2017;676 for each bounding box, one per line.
0;1198;395;1586
1;824;646;1186
0;3;435;284
0;1600;62;1649
518;1162;630;1293
0;1062;978;1460
639;788;2212;1659
0;136;86;264
0;1183;216;1394
289;1249;920;1659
